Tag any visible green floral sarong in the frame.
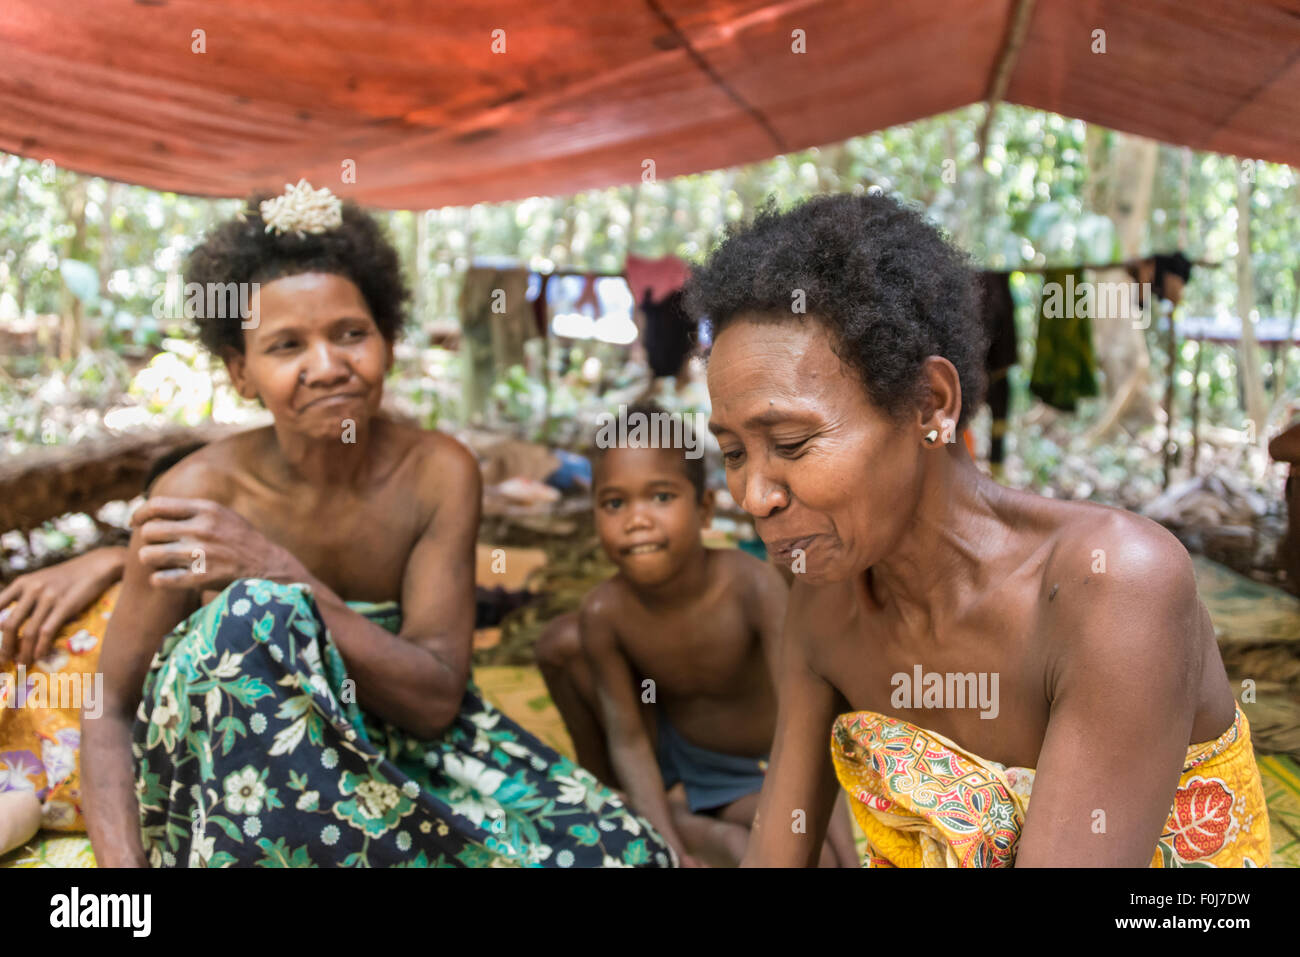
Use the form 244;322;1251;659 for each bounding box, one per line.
132;579;674;868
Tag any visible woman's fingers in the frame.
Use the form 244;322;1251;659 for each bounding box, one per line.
32;592;83;663
136;518;200;544
138;542;203;571
149;568;204;590
131;497;209;528
140;541;215;591
14;589;58;666
0;578;23;613
0;589;40;663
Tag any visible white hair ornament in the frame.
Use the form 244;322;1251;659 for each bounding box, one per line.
257;179;343;237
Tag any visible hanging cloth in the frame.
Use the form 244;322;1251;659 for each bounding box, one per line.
1029;268;1099;412
1128;252;1194;309
978;271;1017;465
574;273;601;314
625;254;689;306
641;289;696;379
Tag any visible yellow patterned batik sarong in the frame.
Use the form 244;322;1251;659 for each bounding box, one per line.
830;704;1270;867
0;583;116;832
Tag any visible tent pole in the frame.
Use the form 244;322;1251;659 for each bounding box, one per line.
1191;338;1204;477
972;0;1037;234
1163;298;1178;489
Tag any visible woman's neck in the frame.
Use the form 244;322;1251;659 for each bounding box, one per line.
859;446;1009;639
268;416;382;489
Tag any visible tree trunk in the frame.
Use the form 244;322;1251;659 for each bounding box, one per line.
413;210;428;330
96;181;119;348
60;179;90;360
1236;163;1268;438
1082;131;1159;442
1271;181;1300;415
815;143;847;193
626;183;641;256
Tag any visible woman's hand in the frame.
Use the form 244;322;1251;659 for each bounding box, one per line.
0;546;126;667
133;497;307;592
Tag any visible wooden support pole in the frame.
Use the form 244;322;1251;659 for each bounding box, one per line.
972;0;1037;240
1163;298;1178;489
1191;338;1204;476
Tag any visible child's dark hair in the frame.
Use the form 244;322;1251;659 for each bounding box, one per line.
589;401;707;502
144;442;206;496
683;192;986;426
184;195;409;355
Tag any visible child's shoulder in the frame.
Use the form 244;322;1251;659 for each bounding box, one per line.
575;576;642;650
580;574;633;622
707;545;787;598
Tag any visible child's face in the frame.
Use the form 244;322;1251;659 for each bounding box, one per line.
224;272;392;441
593;445;712;587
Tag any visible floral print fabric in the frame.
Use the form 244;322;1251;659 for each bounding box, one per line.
831;704;1271;867
133;579;674;868
0;583;117;831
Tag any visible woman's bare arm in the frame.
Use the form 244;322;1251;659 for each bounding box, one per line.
82;527;198;867
1016;522;1206;866
742;581;844;867
309;435;480;736
0;546;126;666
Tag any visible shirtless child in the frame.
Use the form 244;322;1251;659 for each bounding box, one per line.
537;405;856;866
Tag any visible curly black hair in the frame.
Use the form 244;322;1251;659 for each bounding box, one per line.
588;401;708;503
683;192;987;427
184;194;409;354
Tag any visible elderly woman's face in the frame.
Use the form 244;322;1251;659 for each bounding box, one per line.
225;272;392;441
707;316;923;584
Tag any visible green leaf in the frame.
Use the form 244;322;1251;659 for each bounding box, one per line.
215;715;248;754
253;612;276;642
226;674;272;706
306;710;325;747
394;850;432;868
276;694;313;721
622;838;649;866
254;836;293;867
567;823;601;847
208;814;244;843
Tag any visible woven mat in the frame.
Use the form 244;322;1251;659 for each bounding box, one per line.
1192;553;1300;645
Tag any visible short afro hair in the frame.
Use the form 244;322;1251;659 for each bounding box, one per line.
588;401;708;503
684;192;987;427
184;194;409;355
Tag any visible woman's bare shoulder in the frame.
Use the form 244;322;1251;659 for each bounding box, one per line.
1039;498;1202;657
149;428;272;502
1043;499;1192;594
392;423;482;506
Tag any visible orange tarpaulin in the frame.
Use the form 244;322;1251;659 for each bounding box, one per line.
2;0;1299;209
